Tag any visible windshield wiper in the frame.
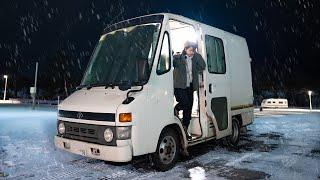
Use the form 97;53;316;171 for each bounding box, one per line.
77;83;115;90
78;81;143;91
85;83;106;90
76;83;105;90
76;84;87;90
105;83;116;89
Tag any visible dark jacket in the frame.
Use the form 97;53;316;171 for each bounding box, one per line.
173;51;206;91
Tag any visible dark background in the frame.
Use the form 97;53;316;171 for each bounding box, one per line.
0;0;319;107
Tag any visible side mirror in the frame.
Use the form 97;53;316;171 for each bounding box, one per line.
137;58;150;83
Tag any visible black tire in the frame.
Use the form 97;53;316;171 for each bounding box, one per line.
227;118;240;147
152;128;180;171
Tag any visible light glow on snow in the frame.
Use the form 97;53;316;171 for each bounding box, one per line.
189;166;206;180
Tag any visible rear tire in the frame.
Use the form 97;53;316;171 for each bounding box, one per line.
227;118;240;147
152;128;180;171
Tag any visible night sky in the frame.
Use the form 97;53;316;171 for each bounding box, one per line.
0;0;319;99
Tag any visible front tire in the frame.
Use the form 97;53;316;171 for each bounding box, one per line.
152;128;180;171
227;118;240;147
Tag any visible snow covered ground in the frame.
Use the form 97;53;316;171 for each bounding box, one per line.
0;105;319;179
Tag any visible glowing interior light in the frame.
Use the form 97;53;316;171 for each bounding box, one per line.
169;20;198;53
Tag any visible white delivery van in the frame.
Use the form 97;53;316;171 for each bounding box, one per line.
54;13;254;171
261;98;288;109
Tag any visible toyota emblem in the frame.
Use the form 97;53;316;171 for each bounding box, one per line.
77;112;83;119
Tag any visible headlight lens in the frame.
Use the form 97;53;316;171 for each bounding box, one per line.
58;122;65;134
117;126;131;140
103;128;114;142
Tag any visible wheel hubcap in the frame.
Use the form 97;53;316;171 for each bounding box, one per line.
159;136;176;164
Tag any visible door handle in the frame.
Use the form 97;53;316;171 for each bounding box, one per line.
209;84;212;94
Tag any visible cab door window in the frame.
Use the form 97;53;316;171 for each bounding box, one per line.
156;32;171;75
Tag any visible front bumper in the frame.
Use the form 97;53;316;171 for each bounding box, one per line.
54;136;132;162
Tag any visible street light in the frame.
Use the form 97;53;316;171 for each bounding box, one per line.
32;62;38;110
3;75;8;101
308;90;312;110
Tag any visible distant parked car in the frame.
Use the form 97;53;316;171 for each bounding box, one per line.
261;98;288;110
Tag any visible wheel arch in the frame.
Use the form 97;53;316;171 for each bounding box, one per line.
160;123;187;152
151;123;184;171
232;114;242;126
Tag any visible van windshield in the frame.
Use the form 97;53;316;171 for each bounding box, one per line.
81;23;161;87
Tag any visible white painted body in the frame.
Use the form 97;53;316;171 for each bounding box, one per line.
54;13;254;162
261;98;289;108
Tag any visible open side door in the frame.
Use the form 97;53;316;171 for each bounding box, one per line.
200;27;232;139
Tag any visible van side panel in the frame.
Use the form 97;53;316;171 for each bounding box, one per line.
225;34;253;108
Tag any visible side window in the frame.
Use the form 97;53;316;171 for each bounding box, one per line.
205;35;226;74
156;33;171;75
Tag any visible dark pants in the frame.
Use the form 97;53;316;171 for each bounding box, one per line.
174;84;194;127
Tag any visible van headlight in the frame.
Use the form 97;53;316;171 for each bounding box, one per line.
117;126;131;140
58;122;65;134
103;128;114;142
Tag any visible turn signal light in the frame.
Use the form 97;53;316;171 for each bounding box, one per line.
119;113;132;122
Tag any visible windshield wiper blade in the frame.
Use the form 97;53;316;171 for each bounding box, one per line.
77;83;108;90
105;83;116;89
76;84;87;90
76;84;101;90
84;83;104;90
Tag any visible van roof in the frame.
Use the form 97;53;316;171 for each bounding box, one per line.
104;13;246;40
263;98;288;101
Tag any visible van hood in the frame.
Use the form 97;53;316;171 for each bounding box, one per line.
59;87;127;113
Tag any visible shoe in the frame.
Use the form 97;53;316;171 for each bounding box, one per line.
186;134;192;141
174;108;179;117
183;126;192;141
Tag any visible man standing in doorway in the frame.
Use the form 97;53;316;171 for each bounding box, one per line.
173;41;206;140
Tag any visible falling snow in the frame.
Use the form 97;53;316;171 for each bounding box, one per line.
0;0;319;103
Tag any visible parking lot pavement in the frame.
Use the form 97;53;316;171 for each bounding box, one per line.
0;105;320;179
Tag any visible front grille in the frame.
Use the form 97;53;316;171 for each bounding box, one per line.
73;127;79;133
65;123;97;139
58;121;116;146
88;129;95;135
58;110;115;122
67;126;95;136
